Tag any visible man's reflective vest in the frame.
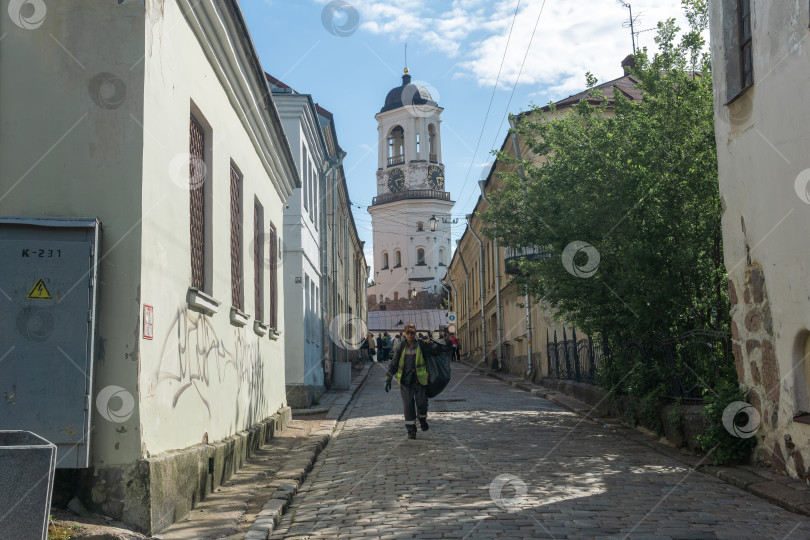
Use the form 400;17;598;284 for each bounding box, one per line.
396;343;428;385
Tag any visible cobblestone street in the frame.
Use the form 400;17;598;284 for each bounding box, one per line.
272;364;810;539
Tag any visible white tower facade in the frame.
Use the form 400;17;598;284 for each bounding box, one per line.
367;70;455;306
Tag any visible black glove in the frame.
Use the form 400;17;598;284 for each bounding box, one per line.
385;379;392;393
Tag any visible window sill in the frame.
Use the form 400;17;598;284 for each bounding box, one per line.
393;264;401;268
415;263;427;267
381;266;389;270
230;307;250;327
725;82;753;107
254;319;269;336
187;288;221;315
269;329;281;341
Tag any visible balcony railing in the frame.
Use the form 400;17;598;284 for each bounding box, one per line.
429;153;438;163
504;245;552;275
372;189;452;206
387;155;405;167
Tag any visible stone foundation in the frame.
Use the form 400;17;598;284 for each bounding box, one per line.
56;407;292;534
286;384;324;409
541;378;707;449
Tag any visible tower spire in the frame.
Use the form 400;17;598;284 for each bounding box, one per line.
403;44;410;84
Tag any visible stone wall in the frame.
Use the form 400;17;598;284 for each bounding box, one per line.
728;264;800;476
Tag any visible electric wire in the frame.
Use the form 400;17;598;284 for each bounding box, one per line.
454;0;523;214
460;0;549;213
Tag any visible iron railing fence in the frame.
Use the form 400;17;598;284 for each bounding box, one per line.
546;327;733;402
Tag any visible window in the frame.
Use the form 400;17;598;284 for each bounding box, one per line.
268;222;278;328
309;162;315;221
379;294;383;303
723;0;754;101
439;247;445;266
417;222;424;232
189;115;206;291
428;124;437;163
382;251;389;269
394;250;401;267
305;275;311;341
738;0;752;89
230;163;243;310
254;200;264;321
387;125;405;166
417;248;425;265
416;133;420;156
394;292;399;301
302;146;309;211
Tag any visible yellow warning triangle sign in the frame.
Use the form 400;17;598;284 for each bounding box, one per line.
26;278;52;300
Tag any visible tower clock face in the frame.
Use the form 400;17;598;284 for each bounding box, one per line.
387;168;405;193
427;165;444;190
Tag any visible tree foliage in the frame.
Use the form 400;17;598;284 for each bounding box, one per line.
482;0;727;342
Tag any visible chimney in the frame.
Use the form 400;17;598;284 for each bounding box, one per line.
621;54;636;74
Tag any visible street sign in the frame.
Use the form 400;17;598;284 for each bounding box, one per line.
448;324;456;334
447;311;456;323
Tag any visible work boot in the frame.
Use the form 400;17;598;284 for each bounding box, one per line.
406;425;417;440
418;416;429;432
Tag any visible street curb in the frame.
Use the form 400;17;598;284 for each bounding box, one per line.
244;363;375;539
459;359;810;518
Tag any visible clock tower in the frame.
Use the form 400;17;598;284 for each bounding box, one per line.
367;69;455;308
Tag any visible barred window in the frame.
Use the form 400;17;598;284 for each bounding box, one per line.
189;116;206;291
254;200;264;321
738;0;752;89
230;164;243;310
268;222;278;328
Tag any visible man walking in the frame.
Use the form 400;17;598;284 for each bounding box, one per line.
382;331;391;362
385;324;444;439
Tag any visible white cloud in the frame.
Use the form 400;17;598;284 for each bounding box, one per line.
316;0;694;96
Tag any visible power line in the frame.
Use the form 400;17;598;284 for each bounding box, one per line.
454;0;523;214
460;0;549;213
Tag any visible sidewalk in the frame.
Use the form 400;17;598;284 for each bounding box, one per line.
460;357;810;519
47;364;375;540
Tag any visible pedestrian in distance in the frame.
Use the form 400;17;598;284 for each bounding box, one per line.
385;323;445;439
391;333;401;357
382;331;391;362
449;333;460;361
361;333;374;363
376;333;384;363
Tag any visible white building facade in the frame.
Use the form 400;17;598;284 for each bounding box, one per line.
367;70;455;305
1;0;298;533
709;0;810;479
271;81;328;408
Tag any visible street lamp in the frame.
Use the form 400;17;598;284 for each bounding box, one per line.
429;215;438;232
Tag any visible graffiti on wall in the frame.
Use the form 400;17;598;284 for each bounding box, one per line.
144;307;267;422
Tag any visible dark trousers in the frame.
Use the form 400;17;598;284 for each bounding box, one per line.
399;379;428;426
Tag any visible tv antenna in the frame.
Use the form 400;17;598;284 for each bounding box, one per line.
617;1;641;54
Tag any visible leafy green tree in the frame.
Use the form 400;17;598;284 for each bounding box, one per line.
483;0;727;343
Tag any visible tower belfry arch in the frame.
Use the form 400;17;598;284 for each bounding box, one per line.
368;69;455;309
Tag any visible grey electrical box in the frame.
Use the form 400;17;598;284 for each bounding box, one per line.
0;217;100;468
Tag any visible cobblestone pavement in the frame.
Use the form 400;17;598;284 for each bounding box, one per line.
271;364;810;539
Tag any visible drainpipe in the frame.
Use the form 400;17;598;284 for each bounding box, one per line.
344;206;350;363
467;216;487;367
508;117;533;379
455;241;472;360
478;181;503;370
330;151;346;377
322;154;342;385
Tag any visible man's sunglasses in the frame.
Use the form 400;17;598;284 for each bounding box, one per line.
405;330;416;335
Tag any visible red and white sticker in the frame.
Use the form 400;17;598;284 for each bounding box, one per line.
143;304;154;340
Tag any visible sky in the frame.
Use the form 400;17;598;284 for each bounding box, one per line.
239;0;693;274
